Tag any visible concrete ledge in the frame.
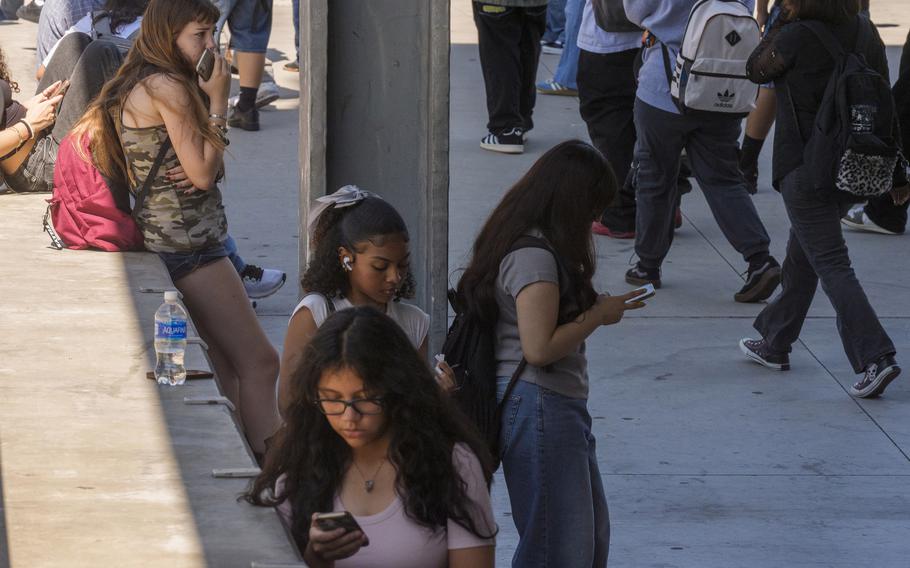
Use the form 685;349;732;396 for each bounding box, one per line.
0;195;298;567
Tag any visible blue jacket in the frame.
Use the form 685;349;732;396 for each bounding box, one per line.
623;0;755;113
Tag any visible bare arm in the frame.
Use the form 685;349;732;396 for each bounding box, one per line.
755;0;770;29
515;283;644;368
449;546;494;568
278;307;320;416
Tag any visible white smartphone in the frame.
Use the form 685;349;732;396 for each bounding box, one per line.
625;283;656;304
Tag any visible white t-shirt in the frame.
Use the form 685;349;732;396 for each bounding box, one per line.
42;13;143;66
291;293;430;349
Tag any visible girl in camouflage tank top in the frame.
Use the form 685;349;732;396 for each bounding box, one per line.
72;0;281;458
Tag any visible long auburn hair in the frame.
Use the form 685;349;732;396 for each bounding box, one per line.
302;194;416;301
72;0;223;184
245;307;497;551
457;140;616;327
0;47;18;93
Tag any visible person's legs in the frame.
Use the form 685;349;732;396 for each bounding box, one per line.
551;0;582;90
226;0;274;131
49;38;125;142
174;258;281;454
517;5;546;133
291;0;299;62
499;380;608;567
632;99;687;270
36;31;92;92
859;194;908;234
684;115;771;264
474;2;524;133
541;0;566;45
223;234;246;273
777;168;894;372
577;48;638;235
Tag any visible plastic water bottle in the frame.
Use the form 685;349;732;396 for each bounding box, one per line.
154;291;188;385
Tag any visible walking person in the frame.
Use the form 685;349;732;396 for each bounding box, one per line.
622;0;782;304
536;0;582;96
457;140;647;566
73;0;281;453
247;307;496;568
473;0;548;154
740;0;909;398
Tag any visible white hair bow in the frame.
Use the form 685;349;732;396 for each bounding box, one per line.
306;185;373;239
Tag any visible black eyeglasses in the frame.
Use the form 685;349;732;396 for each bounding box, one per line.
315;397;385;416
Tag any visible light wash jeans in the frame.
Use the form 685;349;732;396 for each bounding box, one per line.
553;0;583;89
497;377;610;567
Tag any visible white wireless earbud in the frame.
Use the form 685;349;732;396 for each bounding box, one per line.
342;257;354;271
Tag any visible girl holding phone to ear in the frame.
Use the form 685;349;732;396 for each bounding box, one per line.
278;186;454;416
247;307;497;568
73;0;280;456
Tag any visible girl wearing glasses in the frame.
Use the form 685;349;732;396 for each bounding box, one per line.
279;186;455;415
246;307;496;568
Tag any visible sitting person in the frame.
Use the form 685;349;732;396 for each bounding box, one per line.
278;186;454;416
246;306;497;568
72;0;281;454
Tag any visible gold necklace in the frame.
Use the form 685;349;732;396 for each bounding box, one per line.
352;458;386;493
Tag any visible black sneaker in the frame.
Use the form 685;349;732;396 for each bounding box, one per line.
734;256;781;303
480;128;524;154
739;338;790;371
851;355;901;398
625;263;661;288
16;1;42;22
228;104;260;131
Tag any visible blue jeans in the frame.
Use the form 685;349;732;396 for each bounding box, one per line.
215;0;273;53
223;234;246;273
553;0;582;89
159;244;230;281
542;0;566;44
497;378;610;567
292;0;299;61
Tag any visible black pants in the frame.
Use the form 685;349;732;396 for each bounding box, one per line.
577;48;639;231
754;167;894;372
473;2;546;133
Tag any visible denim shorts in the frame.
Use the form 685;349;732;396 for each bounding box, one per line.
217;0;273;53
158;244;229;282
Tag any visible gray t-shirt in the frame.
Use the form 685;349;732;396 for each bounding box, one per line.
494;244;589;399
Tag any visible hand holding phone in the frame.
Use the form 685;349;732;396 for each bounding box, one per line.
196;49;230;103
306;512;368;564
625;283;656;305
196;48;215;81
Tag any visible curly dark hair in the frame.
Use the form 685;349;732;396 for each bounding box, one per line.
0;47;19;93
244;307;497;552
102;0;151;32
302;194;416;301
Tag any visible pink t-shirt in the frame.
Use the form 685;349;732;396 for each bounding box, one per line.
275;444;495;567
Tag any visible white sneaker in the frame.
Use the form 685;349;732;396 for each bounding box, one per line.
841;206;898;235
228;80;281;110
240;264;287;299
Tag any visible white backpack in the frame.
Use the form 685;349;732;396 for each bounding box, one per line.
661;0;760;116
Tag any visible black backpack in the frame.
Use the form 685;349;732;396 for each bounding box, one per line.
442;236;567;469
799;19;906;198
592;0;640;33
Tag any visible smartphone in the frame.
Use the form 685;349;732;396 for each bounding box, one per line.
314;511;363;534
625;283;656;304
196;48;216;81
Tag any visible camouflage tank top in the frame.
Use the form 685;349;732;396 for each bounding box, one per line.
120;124;227;253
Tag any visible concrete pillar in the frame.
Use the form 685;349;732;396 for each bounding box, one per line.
299;0;450;351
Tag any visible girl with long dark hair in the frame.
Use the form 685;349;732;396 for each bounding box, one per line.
457;139;645;566
742;0;908;398
73;0;280;454
247;307;496;567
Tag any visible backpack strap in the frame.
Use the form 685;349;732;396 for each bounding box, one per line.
133;137;172;215
326;295;337;314
800;20;847;60
91;11;114;39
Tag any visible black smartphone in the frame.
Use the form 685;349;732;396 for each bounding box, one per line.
314;511;363;534
195;48;216;81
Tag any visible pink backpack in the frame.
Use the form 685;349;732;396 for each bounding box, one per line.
44;133;170;252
